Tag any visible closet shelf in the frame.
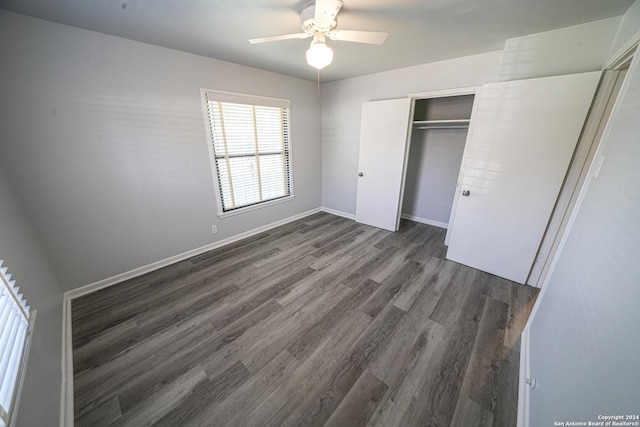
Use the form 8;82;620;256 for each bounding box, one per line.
413;119;470;129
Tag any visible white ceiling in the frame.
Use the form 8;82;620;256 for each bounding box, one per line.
0;0;634;82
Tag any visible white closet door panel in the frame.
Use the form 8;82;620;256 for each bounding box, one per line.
446;72;600;284
355;98;412;231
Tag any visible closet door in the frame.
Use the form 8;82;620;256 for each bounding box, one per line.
446;72;600;284
355;98;412;231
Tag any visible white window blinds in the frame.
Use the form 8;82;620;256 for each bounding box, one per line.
0;261;33;427
204;91;292;213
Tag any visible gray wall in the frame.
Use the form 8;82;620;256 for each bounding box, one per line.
321;51;503;216
527;3;640;423
0;168;64;426
402;129;467;225
0;11;322;290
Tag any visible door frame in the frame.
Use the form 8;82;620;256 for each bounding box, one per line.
527;43;638;288
517;35;640;427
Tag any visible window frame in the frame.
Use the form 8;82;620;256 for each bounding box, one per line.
200;89;295;218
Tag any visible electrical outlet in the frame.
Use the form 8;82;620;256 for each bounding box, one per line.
211;225;218;234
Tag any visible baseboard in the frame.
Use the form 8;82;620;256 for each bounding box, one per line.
320;207;356;220
318;209;448;229
59;207;321;426
64;207;321;301
517;327;531;427
400;214;448;229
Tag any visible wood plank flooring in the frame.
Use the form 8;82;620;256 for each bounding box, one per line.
71;212;539;427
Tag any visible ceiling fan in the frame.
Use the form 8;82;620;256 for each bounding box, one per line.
249;0;389;70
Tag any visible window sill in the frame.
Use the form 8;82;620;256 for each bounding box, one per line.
218;194;296;219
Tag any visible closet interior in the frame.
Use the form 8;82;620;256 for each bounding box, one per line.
401;94;475;228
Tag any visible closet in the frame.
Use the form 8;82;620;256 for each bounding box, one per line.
355;72;601;284
401;93;475;229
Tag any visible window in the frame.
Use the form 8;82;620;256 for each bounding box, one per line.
202;90;293;215
0;261;34;427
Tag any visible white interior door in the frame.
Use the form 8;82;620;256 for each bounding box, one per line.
355;98;412;231
446;72;600;284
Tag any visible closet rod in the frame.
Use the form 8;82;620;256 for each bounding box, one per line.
414;125;469;130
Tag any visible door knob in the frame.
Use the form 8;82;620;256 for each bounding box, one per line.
358;172;364;177
462;190;470;196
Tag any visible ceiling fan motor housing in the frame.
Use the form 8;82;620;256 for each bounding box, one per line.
301;2;339;34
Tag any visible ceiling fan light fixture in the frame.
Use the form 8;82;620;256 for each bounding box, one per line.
306;39;333;70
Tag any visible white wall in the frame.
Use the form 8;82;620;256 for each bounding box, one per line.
0;11;322;290
321;15;624;218
609;0;640;56
0;168;64;426
524;4;640;422
526;48;640;425
499;17;621;81
320;51;503;216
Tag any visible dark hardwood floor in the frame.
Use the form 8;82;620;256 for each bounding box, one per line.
71;212;539;427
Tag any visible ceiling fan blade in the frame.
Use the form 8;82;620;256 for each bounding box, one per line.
249;33;312;44
314;0;343;28
328;30;389;45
